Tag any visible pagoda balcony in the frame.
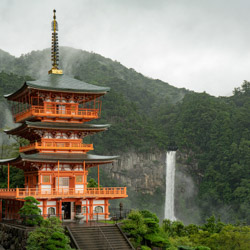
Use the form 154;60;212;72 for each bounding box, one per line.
14;106;100;123
0;187;127;199
19;141;94;153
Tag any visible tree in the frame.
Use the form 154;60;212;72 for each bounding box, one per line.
87;178;98;187
201;215;225;234
189;225;250;250
19;196;43;226
122;210;170;249
27;217;72;250
122;210;147;248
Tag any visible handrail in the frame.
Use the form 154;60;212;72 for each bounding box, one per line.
97;226;114;250
15;106;99;116
65;226;81;250
116;223;135;250
0;187;127;199
19;141;93;151
14;105;100;122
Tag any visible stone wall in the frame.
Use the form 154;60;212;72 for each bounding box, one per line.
0;223;32;250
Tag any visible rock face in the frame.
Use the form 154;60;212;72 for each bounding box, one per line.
175;151;201;224
108;150;166;195
0;223;31;250
104;150;200;224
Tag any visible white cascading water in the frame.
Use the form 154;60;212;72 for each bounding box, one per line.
164;151;176;221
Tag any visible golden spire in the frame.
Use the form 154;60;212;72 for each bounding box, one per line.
48;9;63;75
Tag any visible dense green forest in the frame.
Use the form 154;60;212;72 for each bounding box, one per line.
0;48;249;225
122;210;250;249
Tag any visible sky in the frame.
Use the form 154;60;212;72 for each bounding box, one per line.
0;0;250;96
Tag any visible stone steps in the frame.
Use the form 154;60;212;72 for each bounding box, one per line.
67;224;134;250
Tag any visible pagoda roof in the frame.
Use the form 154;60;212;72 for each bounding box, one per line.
5;74;110;99
0;153;118;166
5;121;110;137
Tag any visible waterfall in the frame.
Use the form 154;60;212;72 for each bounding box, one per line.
164;151;176;221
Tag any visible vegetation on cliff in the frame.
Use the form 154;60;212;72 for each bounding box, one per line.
167;82;250;223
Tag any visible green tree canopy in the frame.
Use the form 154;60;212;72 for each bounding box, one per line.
19;196;43;226
27;217;72;250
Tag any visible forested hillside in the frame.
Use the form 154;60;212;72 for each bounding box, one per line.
164;85;250;223
0;48;249;224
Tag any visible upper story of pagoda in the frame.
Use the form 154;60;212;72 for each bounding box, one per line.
5;9;109;124
5;74;109;123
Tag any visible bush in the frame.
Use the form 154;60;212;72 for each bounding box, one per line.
19;196;43;226
122;210;171;249
27;217;72;250
141;246;151;250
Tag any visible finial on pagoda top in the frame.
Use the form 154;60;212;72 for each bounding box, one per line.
48;9;63;75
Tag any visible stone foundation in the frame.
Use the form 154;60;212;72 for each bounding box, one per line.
0;223;33;250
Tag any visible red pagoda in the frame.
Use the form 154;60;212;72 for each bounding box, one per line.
0;10;127;222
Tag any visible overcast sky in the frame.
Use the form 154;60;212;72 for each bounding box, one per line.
0;0;250;96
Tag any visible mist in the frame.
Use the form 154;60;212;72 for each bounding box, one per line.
0;0;250;96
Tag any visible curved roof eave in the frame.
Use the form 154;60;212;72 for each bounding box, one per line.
20;153;119;163
27;84;110;94
4;121;111;135
26;74;110;93
0;156;21;165
4;82;28;100
4;74;111;100
0;153;119;165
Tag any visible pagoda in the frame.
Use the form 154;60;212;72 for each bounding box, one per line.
0;10;127;222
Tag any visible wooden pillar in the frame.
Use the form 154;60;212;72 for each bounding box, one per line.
57;161;60;192
89;199;93;220
10;201;13;219
72;175;75;189
59;199;62;220
5;200;9;219
16;201;19;219
9;202;11;219
10;201;12;219
38;173;41;193
83;161;87;191
56;200;59;218
12;202;15;219
14;201;17;219
104;199;109;219
0;199;2;221
86;199;88;223
43;200;47;218
18;201;22;219
8;163;10;191
98;165;100;188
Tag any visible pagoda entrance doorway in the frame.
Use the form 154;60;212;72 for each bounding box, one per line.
62;202;71;220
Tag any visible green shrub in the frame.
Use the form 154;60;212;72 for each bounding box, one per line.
141;246;151;250
27;217;72;250
19;196;43;226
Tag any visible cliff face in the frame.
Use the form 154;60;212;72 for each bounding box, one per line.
104;150;200;224
175;151;201;224
107;151;166;195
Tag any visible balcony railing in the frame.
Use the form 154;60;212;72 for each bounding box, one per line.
14;106;99;122
0;187;127;199
19;141;94;153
